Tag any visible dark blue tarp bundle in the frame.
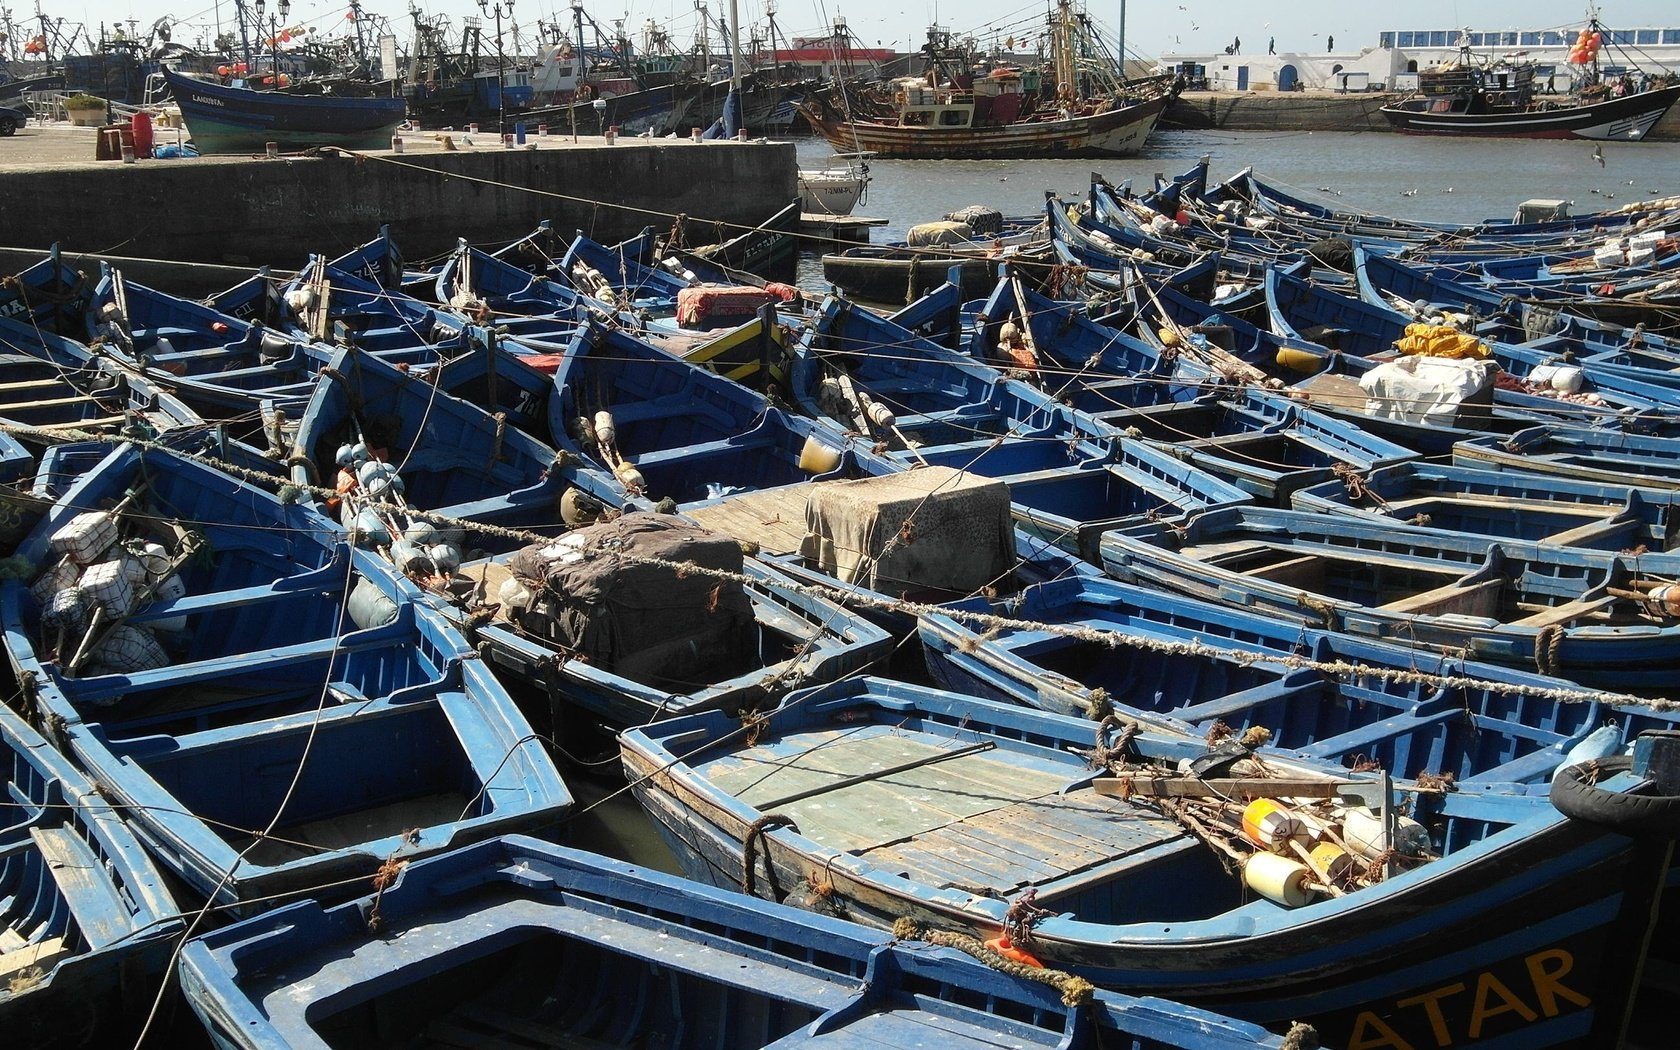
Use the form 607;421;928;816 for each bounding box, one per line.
700;87;743;139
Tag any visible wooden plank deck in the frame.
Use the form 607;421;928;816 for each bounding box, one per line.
702;725;1185;893
685;488;813;556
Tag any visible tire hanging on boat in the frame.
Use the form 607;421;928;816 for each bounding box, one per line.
1550;756;1680;836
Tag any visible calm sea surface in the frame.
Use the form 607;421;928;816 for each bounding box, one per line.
797;128;1680;242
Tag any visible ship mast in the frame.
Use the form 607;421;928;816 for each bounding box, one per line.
1116;0;1125;80
1052;0;1076;99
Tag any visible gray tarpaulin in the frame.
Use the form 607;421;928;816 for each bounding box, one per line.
800;466;1014;594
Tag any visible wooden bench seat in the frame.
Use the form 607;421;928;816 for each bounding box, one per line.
1378;576;1504;618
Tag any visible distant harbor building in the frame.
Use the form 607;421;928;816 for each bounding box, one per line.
771;23;898;80
1160;24;1680;93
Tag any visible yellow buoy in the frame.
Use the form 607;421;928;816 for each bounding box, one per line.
1309;841;1359;883
1275;346;1327;374
797;435;843;473
1243;852;1316;907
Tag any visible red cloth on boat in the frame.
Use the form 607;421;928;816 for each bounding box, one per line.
675;285;779;328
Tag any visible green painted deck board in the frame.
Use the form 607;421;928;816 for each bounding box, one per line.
865;794;1186;894
701;723;1192;894
703;726;1075;854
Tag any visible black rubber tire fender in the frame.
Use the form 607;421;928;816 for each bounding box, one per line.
1550;756;1680;838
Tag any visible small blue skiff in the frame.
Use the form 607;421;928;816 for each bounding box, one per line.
176;835;1306;1050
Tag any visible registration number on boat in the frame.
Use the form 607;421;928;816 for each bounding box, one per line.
1328;946;1592;1049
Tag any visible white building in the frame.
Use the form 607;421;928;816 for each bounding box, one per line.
1159;24;1680;93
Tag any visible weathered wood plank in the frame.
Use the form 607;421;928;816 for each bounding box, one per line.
865;794;1189;893
1095;776;1359;800
685;489;814;555
0;935;68;979
30;824;132;944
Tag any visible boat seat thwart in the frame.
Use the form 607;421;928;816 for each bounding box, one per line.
1508;596;1619;629
27;824;138;946
1378;576;1505;618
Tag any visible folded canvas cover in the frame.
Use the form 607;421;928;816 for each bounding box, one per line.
801;466;1013;593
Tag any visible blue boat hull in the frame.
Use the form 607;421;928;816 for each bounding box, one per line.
623;677;1668;1049
164;68;406;154
177;836;1305;1050
0;701;182;1049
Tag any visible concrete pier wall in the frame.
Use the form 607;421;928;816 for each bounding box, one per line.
0;139;798;270
1164;91;1400;133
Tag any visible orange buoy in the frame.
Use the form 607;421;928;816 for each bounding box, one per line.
984;933;1043;967
1241;798;1311;847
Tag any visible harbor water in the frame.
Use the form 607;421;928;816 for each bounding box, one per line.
797;129;1680;242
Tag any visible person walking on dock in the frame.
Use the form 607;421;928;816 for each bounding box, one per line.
1268;37;1275;54
1326;35;1333;51
1233;36;1241;54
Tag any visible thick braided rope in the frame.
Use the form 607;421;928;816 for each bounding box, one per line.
891;918;1096;1007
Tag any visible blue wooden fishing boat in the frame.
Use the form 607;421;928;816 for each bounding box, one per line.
1291;459;1680;550
0;245;95;336
84;264;326;430
0;314;203;439
1355;244;1680;373
1;445;571;906
163;67;407;155
1087;173;1334;272
622;675;1672;1049
431;235;586;332
795;288;1254;559
175;835;1307;1050
1266;266;1673;417
1131;277;1617;455
434;232;801;386
547;315;887;507
288;341;601;529
1453;424;1680;490
1099;503;1680;692
0;697;183;1049
919;573;1670;764
273;257;479;361
463;512;893;728
316;223;424;294
473;233;787;350
1044;195;1240;298
561;231;695;307
1205;167;1669;244
677;199;803;281
975;274;1417;502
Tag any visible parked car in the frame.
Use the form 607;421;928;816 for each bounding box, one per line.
0;102;31;135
